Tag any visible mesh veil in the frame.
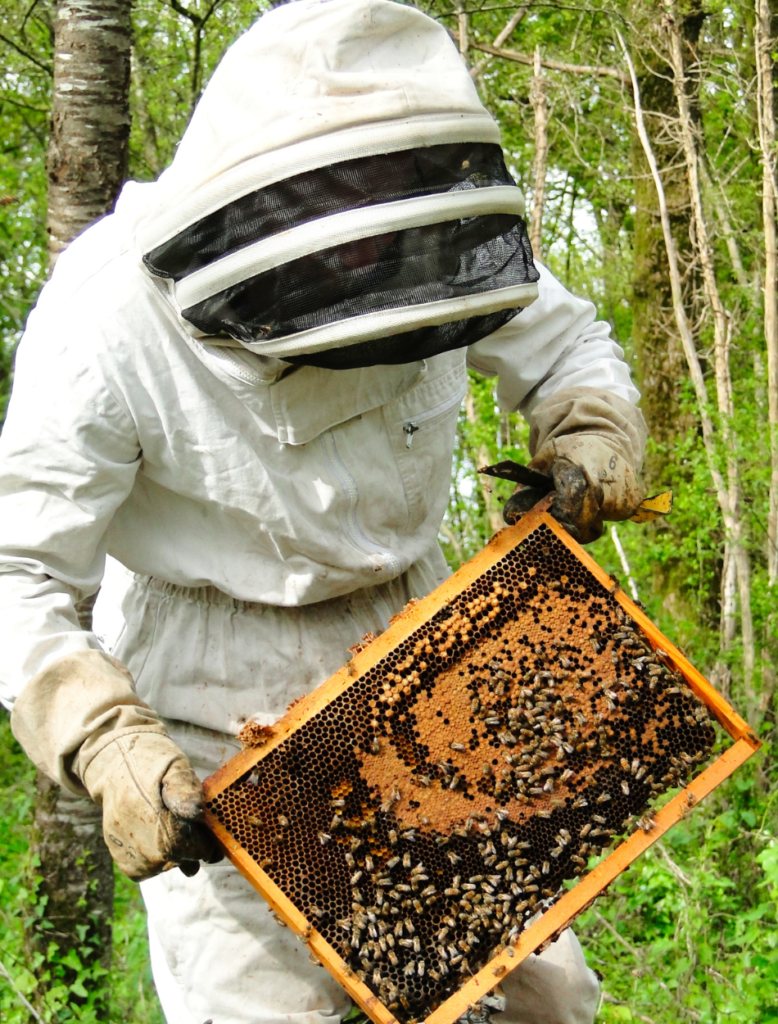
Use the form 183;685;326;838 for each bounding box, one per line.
144;143;539;366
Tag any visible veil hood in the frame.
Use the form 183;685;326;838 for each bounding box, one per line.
119;0;538;365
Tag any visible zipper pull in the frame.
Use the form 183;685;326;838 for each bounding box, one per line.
403;422;420;449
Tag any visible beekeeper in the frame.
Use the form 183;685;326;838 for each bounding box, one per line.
0;1;646;1022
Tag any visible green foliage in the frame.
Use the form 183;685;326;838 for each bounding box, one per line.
578;760;778;1023
0;714;163;1023
129;0;269;181
0;0;51;419
431;4;778;1018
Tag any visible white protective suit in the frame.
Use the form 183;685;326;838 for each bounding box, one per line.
0;0;643;1021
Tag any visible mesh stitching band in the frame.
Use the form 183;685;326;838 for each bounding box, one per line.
176;186;525;309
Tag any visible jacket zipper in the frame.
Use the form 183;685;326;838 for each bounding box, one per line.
320;431;402;577
402;382;467;448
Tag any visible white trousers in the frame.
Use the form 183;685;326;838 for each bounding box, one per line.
99;560;600;1024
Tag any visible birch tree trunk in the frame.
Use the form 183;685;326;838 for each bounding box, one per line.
755;0;778;586
47;0;132;263
465;390;505;537
31;0;132;1010
457;4;468;60
529;46;548;259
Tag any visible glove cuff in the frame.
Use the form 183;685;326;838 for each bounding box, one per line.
10;649;167;795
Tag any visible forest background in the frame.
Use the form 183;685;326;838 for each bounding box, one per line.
0;0;776;1021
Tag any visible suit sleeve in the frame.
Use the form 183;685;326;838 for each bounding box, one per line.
0;301;141;709
467;261;640;418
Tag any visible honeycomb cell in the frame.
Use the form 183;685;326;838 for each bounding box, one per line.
207;523;716;1024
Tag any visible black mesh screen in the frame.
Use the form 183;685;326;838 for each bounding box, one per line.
152;142;539;367
145;143;517;281
284;309;521;370
182;214;537;345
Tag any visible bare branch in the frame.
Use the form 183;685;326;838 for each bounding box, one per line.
0;93;48;114
493;5;527;47
166;0;203;27
610;525;639;601
656;840;693;888
0;30;52;75
698;158;749;292
469;40;628;82
0;957;44;1023
470;5;527;79
592;911;675;999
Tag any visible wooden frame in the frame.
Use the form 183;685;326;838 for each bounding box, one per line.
204;507;760;1024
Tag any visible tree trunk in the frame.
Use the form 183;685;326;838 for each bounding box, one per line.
29;776;114;1010
755;0;778;585
667;11;756;700
465;389;505;537
711;544;737;700
529;46;548;259
47;0;132;264
628;3;703;480
457;4;468;59
32;0;133;1010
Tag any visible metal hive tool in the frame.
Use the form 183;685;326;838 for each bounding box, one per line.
203;504;760;1024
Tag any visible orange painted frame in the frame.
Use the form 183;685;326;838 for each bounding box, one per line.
204;508;760;1024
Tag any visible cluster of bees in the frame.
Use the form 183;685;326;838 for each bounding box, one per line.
208;523;716;1023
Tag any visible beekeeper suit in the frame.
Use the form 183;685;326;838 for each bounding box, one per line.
0;1;646;1022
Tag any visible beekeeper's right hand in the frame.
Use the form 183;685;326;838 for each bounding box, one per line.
11;649;222;881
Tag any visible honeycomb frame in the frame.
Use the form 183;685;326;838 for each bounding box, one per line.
203;504;759;1024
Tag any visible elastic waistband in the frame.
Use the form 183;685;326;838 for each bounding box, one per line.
129;570;410;614
132;573;269;612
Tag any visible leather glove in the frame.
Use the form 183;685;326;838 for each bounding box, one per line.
11;649;222;881
503;386;648;544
